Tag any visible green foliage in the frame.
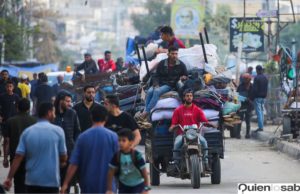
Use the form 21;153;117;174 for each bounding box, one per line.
0;16;28;61
131;0;171;36
264;60;279;74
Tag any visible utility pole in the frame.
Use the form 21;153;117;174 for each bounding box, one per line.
266;0;272;61
236;0;246;86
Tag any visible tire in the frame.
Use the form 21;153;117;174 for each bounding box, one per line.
211;155;221;184
150;163;160;186
189;154;201;189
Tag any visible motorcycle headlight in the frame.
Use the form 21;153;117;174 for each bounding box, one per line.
186;129;198;141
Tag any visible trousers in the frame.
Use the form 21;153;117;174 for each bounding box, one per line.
173;134;208;163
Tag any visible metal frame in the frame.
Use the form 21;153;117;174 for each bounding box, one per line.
240;0;297;61
279;43;300;138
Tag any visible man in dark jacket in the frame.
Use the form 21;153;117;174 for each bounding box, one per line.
3;99;37;193
0;81;20;132
34;74;55;112
75;53;98;75
73;85;102;132
0;70;10;94
54;91;80;191
252;65;268;132
142;46;188;117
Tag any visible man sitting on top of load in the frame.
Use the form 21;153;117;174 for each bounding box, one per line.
75;53;98;75
156;26;186;54
141;46;188;118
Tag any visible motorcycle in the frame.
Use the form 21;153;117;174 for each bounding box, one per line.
166;124;205;188
145;109;224;189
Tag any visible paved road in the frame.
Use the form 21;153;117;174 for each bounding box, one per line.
1;137;300;194
148;138;300;194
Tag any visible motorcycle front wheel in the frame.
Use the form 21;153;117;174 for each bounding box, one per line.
189;154;201;189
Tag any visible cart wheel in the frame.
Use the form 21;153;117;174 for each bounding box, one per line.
229;126;237;138
211;154;221;184
150;163;160;186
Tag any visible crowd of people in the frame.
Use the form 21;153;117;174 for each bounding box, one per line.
0;25;190;194
0;24;270;193
0;65;149;193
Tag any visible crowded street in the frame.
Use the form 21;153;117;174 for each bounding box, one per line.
1;0;300;194
1;136;300;194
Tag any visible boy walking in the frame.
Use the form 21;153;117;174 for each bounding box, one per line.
106;129;150;194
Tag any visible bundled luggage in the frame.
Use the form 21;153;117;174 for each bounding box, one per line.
139;44;220;81
151;97;181;122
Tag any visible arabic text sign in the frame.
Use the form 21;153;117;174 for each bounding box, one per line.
230;17;264;52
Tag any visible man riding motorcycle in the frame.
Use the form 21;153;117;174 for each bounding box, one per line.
169;89;212;172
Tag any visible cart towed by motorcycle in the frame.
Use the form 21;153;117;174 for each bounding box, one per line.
144;99;224;189
135;28;242;138
71;71;143;115
135;31;225;188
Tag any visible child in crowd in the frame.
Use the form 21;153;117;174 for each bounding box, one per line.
106;128;150;194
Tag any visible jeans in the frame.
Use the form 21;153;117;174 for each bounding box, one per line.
173;134;208;163
145;85;171;113
254;98;265;130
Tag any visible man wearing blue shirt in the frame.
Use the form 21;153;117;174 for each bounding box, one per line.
3;103;67;193
61;105;119;194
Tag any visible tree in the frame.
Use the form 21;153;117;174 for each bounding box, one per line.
30;6;61;64
131;0;171;36
0;1;62;63
32;22;60;63
0;16;28;61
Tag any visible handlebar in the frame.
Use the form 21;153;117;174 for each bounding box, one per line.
172;122;215;133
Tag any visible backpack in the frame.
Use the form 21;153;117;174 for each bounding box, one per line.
114;149;143;177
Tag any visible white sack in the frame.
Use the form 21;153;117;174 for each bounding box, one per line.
151;98;181;121
203;109;219;119
140;44;220;81
133;43;159;60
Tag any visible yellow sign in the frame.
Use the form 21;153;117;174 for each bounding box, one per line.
171;0;205;39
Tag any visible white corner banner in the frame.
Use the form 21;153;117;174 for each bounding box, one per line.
238;183;300;194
